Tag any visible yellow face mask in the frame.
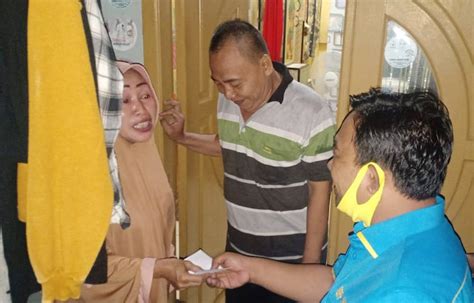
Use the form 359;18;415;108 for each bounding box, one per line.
337;162;385;227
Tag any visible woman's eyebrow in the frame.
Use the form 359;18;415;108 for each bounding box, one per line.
124;82;147;88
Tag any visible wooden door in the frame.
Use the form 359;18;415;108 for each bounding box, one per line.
143;1;248;302
174;1;249;302
328;0;473;263
142;0;174;166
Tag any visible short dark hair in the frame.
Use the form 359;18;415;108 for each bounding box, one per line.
209;19;268;62
349;88;453;200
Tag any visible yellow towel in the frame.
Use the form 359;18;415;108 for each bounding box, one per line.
22;0;113;300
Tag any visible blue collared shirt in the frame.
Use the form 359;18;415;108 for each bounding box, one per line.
322;196;472;302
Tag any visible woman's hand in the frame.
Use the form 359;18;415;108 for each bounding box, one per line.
154;258;205;290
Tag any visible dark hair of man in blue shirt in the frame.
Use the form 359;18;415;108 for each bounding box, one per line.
349;88;453;200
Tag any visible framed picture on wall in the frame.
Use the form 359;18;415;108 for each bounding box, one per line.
258;0;265;30
335;0;345;9
302;0;319;61
284;0;303;64
333;32;343;46
329;13;344;32
100;0;144;63
299;0;307;25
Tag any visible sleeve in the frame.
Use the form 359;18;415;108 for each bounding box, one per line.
83;0;130;229
79;255;156;302
301;102;336;181
331;253;348;277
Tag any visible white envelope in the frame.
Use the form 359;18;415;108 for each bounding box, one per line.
184;249;227;275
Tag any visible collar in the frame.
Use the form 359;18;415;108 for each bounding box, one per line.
349;195;446;259
267;61;293;104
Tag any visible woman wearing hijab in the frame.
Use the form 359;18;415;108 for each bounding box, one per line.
75;61;204;303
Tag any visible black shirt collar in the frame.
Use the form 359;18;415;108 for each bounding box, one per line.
267;61;293;104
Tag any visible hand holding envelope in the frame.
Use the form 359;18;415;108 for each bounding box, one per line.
185;249;228;275
205;252;252;289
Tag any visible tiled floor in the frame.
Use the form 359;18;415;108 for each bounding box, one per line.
0;229;12;303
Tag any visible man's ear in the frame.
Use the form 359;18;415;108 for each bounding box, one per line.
366;164;381;194
261;54;273;75
357;164;381;204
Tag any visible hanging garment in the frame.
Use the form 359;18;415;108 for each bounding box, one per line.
0;1;28;163
263;0;284;62
21;0;113;300
0;1;42;302
1;161;40;303
83;0;130;228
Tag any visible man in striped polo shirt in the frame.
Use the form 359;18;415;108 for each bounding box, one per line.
159;19;335;303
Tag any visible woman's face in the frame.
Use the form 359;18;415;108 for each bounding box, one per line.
119;69;157;143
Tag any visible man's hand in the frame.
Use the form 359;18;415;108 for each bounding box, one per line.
158;97;222;156
206;252;251;289
159;98;186;143
155;258;204;290
207;252;334;302
303;180;331;264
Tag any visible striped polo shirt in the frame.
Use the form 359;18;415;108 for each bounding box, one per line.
217;62;336;261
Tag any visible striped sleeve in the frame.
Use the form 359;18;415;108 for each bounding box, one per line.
301;105;336;181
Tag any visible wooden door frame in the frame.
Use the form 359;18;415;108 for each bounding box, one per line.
328;0;474;264
142;0;177;191
327;0;387;264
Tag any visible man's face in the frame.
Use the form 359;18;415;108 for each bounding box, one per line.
210;41;271;116
328;112;360;204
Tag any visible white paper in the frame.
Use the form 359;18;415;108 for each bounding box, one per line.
188;267;228;276
185;249;212;269
184;249;227;275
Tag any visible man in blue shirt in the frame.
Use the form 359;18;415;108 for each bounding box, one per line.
206;88;473;302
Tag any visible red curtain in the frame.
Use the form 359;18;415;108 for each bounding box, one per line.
262;0;284;62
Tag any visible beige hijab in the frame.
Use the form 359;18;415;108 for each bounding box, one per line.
105;62;175;302
68;63;175;303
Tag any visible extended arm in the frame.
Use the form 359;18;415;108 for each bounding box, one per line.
207;253;334;302
80;255;204;300
159;99;221;156
303;180;331;263
154;257;204;290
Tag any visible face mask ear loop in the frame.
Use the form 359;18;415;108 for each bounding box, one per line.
337;162;386;227
362;163;385;226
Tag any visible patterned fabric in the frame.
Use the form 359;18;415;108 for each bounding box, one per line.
218;62;335;261
84;0;130;228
